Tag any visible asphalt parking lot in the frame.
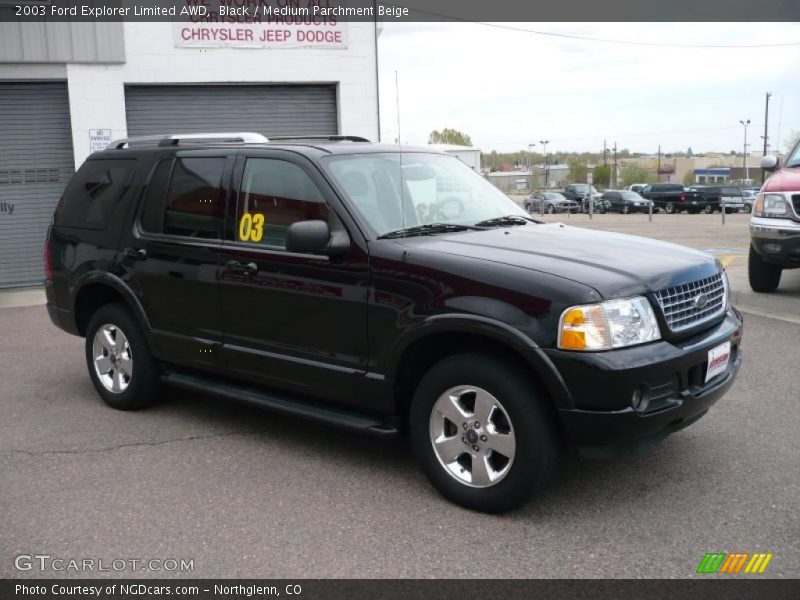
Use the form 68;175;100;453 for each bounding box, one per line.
1;214;799;579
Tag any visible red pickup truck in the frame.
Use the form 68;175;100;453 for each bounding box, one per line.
749;146;800;291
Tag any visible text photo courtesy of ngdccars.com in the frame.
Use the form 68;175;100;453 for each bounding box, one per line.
43;2;410;19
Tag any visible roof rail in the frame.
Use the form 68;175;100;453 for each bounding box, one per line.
268;135;371;143
108;132;269;149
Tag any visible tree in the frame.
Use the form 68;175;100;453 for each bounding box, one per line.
429;128;473;146
620;164;653;187
682;170;696;187
568;160;587;184
593;165;611;188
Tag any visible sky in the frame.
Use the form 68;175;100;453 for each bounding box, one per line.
377;22;800;156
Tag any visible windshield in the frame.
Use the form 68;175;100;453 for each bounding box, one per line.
324;152;529;236
620;192;644;200
545;193;567;200
721;187;741;196
787;143;800;168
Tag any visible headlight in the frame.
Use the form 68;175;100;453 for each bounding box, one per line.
753;193;789;218
558;296;661;351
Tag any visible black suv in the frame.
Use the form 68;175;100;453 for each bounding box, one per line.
46;133;743;513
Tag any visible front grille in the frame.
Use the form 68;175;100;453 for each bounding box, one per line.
654;272;726;333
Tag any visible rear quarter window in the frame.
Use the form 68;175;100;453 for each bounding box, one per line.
55;159;136;230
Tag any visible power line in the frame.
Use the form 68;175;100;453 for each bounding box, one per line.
394;14;800;49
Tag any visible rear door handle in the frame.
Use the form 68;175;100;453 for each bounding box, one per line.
224;260;258;275
123;247;147;261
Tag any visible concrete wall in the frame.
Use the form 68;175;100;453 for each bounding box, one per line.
64;22;379;167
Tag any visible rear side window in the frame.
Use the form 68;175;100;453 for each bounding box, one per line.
141;157;226;239
56;159;136;230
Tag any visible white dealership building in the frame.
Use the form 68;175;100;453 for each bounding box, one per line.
0;17;380;287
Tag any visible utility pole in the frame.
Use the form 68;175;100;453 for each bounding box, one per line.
613;142;618;188
762;92;772;184
539;140;549;189
740;119;750;182
657;145;662;183
527;143;535;191
603;140;608;167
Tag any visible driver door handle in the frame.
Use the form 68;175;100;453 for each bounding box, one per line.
122;247;147;261
224;260;258;275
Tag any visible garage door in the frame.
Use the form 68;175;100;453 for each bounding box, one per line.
125;84;338;138
0;82;75;288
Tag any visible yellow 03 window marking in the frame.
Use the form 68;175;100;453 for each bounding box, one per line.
239;212;264;242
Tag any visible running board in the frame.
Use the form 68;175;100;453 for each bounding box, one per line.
162;371;398;436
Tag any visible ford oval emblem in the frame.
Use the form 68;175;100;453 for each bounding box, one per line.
693;293;709;309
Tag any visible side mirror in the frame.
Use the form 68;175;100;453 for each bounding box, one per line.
285;220;350;256
760;155;780;172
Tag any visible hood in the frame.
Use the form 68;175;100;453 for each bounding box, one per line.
402;223;719;299
763;166;800;192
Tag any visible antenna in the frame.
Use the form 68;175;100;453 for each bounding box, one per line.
396;70;407;235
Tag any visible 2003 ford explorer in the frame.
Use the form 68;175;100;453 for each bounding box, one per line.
45;133;743;513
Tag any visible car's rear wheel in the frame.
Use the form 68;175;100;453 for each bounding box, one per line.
704;204;715;214
622;204;630;214
665;202;676;214
409;353;558;513
85;303;161;410
748;246;782;293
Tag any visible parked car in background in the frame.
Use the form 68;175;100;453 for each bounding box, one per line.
627;184;648;194
741;190;757;212
603;190;654;214
689;186;745;213
748;150;800;292
641;182;706;214
524;192;579;214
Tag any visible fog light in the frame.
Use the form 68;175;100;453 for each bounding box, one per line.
631;386;651;412
762;242;782;254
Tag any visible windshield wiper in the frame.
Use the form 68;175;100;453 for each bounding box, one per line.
474;215;536;227
378;223;481;239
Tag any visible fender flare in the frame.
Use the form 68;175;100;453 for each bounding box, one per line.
386;313;573;410
71;271;152;335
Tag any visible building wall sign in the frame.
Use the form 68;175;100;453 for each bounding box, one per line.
89;129;112;153
173;1;348;49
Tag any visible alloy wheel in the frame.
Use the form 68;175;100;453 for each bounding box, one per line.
429;385;516;488
92;324;133;393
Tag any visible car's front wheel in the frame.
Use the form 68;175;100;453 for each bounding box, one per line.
665;202;676;214
704;204;715;214
546;204;555;214
622;204;630;214
410;353;558;513
85;303;161;410
748;246;782;293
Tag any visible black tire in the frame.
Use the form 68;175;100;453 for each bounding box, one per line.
622;204;630;214
748;246;782;293
409;353;559;513
546;204;555;214
85;303;161;410
704;204;715;214
665;202;676;214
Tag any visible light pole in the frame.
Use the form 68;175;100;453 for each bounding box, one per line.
740;119;750;182
539;140;549;189
528;143;536;191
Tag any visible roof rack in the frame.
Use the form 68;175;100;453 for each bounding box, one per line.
268;135;371;143
108;132;269;150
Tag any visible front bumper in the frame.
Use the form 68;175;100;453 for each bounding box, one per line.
750;216;800;267
547;308;743;453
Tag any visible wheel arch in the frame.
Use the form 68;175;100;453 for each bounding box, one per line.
72;272;151;338
388;315;573;428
